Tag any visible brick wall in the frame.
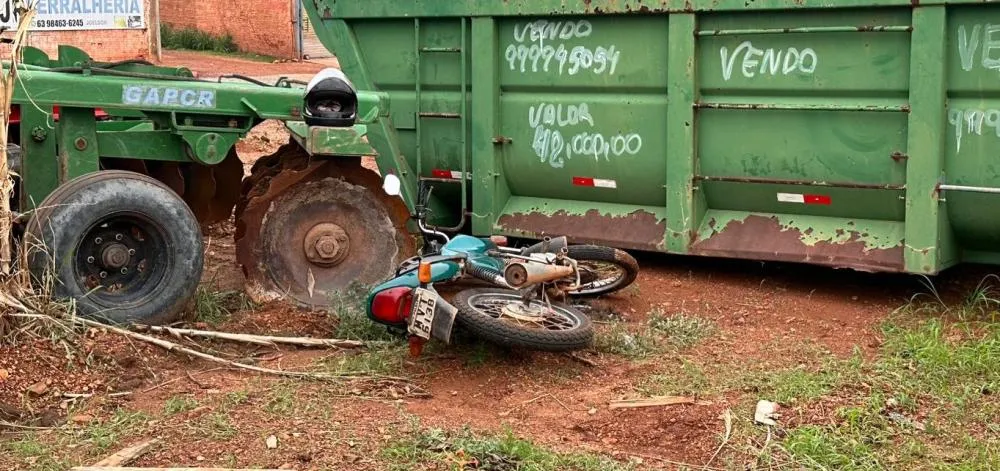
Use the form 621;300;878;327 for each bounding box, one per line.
160;0;297;59
22;0;154;61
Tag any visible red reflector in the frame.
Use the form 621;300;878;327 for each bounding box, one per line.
805;195;832;205
489;235;508;246
572;177;594;186
371;287;414;325
432;169;451;178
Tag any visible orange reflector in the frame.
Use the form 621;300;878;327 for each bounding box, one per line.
418;262;432;284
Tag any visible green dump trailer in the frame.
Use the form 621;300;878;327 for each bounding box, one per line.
14;1;1000;325
290;0;1000;286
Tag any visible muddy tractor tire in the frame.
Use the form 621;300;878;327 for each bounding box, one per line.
25;170;204;325
235;144;414;308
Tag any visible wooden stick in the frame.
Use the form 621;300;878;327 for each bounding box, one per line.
608;395;696;410
563;352;598;367
131;325;368;349
91;439;160;467
74;317;410;384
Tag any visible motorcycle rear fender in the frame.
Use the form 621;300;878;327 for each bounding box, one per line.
366;260;463;321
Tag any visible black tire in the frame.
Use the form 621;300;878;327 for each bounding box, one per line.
25;170;204;325
563;245;639;297
453;288;593;352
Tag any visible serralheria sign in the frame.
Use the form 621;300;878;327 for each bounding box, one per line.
0;0;145;31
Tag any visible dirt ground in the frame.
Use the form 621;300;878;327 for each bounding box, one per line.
1;53;996;470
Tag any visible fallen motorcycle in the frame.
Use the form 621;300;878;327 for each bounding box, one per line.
365;176;597;354
394;180;639;297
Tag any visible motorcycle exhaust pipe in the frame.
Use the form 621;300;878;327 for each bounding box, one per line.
504;262;574;288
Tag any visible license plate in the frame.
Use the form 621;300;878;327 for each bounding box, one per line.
408;287;437;340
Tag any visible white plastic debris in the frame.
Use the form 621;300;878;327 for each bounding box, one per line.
754;400;780;426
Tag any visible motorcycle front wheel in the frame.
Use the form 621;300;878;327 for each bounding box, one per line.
453;288;594;352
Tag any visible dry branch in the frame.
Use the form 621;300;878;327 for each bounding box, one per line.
131;325;368;349
91;439;160;467
0;3;34;275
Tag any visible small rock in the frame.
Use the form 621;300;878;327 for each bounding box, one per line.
0;368;9;382
26;381;48;396
851;296;859;301
588;407;597;415
450;390;458;396
279;464;295;470
672;281;682;288
266;435;278;449
196;456;205;461
69;414;93;424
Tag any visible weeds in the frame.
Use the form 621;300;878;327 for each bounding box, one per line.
322;346;407;376
594;309;715;359
382;425;635;471
83;408;149;452
163;395;198;415
263;384;296;415
648;309;716;348
193;286;252;325
330;284;401;343
779;309;1000;469
160;24;237;54
592;321;662;359
204;412;237;440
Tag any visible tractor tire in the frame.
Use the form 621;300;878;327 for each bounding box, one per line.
25;170;203;325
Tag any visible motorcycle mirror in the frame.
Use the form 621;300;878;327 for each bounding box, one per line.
382;174;401;196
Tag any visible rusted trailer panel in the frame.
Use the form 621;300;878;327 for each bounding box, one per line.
303;0;1000;275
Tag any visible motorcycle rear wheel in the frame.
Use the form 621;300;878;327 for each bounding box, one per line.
453;288;593;352
561;245;639;297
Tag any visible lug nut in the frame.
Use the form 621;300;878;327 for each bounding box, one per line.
115;233;123;241
120;268;128;274
128;249;136;256
87;256;95;264
99;271;107;279
95;237;103;244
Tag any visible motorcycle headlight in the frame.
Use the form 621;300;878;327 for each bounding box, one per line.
304;68;358;127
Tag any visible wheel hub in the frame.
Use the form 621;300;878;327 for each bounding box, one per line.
303;223;350;267
101;243;130;268
501;302;549;323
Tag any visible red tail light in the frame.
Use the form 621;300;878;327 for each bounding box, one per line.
371;287;414;325
490;235;509;246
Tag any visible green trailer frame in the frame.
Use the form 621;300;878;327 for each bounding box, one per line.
9;45;387;218
303;0;1000;275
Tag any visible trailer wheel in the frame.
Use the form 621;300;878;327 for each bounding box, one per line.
235;144;414;308
24;171;203;325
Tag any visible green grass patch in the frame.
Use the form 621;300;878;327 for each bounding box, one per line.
330;284;404;343
594;310;715;359
83;408;150;452
193;286;253;325
160;23;237;54
779;313;1000;469
4;435;70;471
263;384;296;415
163;395;198;415
382;426;636;471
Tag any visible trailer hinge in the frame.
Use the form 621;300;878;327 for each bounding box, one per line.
890;152;908;162
492;136;512;145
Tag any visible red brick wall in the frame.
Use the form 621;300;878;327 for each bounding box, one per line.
160;0;297;59
22;0;154;61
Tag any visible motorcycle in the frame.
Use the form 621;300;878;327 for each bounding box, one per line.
365;176;601;355
395;179;639;297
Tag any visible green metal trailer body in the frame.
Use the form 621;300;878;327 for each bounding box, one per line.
303;0;1000;275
